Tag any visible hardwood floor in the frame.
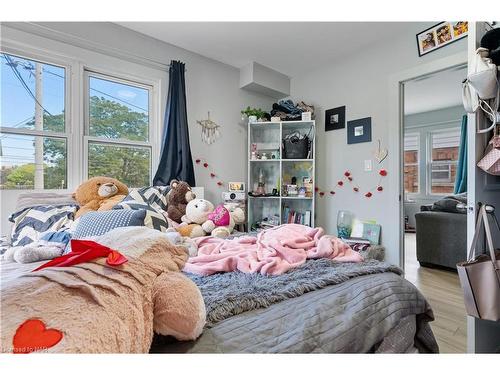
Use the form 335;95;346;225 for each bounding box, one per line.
404;233;467;353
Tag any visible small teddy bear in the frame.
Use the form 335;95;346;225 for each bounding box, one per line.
167;180;196;223
74;177;129;218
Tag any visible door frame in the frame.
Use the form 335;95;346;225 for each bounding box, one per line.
388;51;468;270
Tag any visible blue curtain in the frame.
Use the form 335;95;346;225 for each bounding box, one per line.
153;61;195;187
454;115;467;194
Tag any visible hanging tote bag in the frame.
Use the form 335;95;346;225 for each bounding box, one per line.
457;204;500;321
477;126;500;175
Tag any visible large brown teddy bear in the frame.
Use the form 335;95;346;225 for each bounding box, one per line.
167;179;196;223
0;226;206;353
74;176;129;218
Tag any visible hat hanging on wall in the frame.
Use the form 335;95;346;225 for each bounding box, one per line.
197;111;221;145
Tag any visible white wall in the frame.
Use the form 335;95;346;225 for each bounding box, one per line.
0;22;274;234
290;22;467;264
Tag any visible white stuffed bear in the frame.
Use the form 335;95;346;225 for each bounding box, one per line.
202;203;246;238
175;198;215;238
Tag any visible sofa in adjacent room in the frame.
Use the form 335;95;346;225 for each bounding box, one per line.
414;194;467;270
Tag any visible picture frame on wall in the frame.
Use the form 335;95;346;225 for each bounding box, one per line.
416;21;468;57
347;117;372;144
325;106;345;131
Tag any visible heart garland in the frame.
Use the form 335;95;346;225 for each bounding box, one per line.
315;169;387;199
195;158;225;188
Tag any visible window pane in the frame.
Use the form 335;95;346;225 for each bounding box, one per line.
404;133;419;194
88;76;149;142
88;142;150;188
0;133;67;189
1;53;65;132
430;129;460;194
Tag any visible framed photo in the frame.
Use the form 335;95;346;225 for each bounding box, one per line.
347;117;372;144
325;106;345;131
416;21;468;57
228;182;245;192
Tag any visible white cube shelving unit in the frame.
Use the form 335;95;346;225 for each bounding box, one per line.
247;120;315;231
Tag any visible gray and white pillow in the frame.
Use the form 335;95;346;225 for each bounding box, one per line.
71;209;147;239
121;186;170;212
113;200;168;232
9;204;78;247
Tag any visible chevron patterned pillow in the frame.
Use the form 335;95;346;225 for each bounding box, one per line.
113;200;169;232
121;186;170;212
9;205;78;247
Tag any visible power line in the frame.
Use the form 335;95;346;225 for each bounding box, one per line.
90;88;148;112
2;54;53;117
41;67;148;113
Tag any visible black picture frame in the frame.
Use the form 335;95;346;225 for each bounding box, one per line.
347;117;372;144
325;106;345;131
416;21;468;57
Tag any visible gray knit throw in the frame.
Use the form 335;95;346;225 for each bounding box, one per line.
186;259;402;327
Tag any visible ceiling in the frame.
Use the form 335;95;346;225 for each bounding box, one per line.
117;22;417;77
404;65;467;115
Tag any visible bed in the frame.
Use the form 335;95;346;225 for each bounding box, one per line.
1;235;439;354
150;258;439;353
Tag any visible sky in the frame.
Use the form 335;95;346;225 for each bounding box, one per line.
0;52;149;168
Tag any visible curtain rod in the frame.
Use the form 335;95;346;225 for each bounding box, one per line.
7;23;188;73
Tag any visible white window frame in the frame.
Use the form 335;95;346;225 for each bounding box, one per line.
403;132;420;195
0;46;74;191
82;69;154;187
427;128;459;194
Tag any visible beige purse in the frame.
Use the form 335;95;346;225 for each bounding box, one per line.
457;204;500;322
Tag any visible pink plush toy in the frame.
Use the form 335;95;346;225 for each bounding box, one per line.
202;204;245;238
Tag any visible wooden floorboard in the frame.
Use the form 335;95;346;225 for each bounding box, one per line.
404;233;467;353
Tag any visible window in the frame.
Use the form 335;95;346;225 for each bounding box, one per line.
1;52;68;189
429;129;460;194
84;71;152;187
404;133;419;194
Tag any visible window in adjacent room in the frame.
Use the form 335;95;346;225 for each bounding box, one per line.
404;133;419;194
84;71;152;188
429;128;461;194
0;52;68;190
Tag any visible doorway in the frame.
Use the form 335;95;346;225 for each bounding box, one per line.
401;65;468;353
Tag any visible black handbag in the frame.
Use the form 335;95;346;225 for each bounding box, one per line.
283;131;310;159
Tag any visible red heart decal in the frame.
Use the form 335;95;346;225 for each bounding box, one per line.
13;319;63;354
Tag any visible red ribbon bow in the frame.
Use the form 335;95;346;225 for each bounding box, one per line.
32;239;127;272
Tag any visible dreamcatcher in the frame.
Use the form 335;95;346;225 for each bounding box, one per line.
197;112;221;145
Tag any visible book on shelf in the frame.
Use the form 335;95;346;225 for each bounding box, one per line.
282;207;311;226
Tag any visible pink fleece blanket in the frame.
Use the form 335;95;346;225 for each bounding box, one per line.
183;224;363;276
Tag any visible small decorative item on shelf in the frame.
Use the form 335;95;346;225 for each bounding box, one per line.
255;169;266;195
251;151;258;160
271;116;281;123
303;177;313;197
337;210;354;238
298;187;307;197
261;153;268;160
301;112;312;121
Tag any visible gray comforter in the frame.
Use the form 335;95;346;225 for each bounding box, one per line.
151;260;438;353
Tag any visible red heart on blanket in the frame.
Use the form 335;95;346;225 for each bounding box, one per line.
13;319;63;354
